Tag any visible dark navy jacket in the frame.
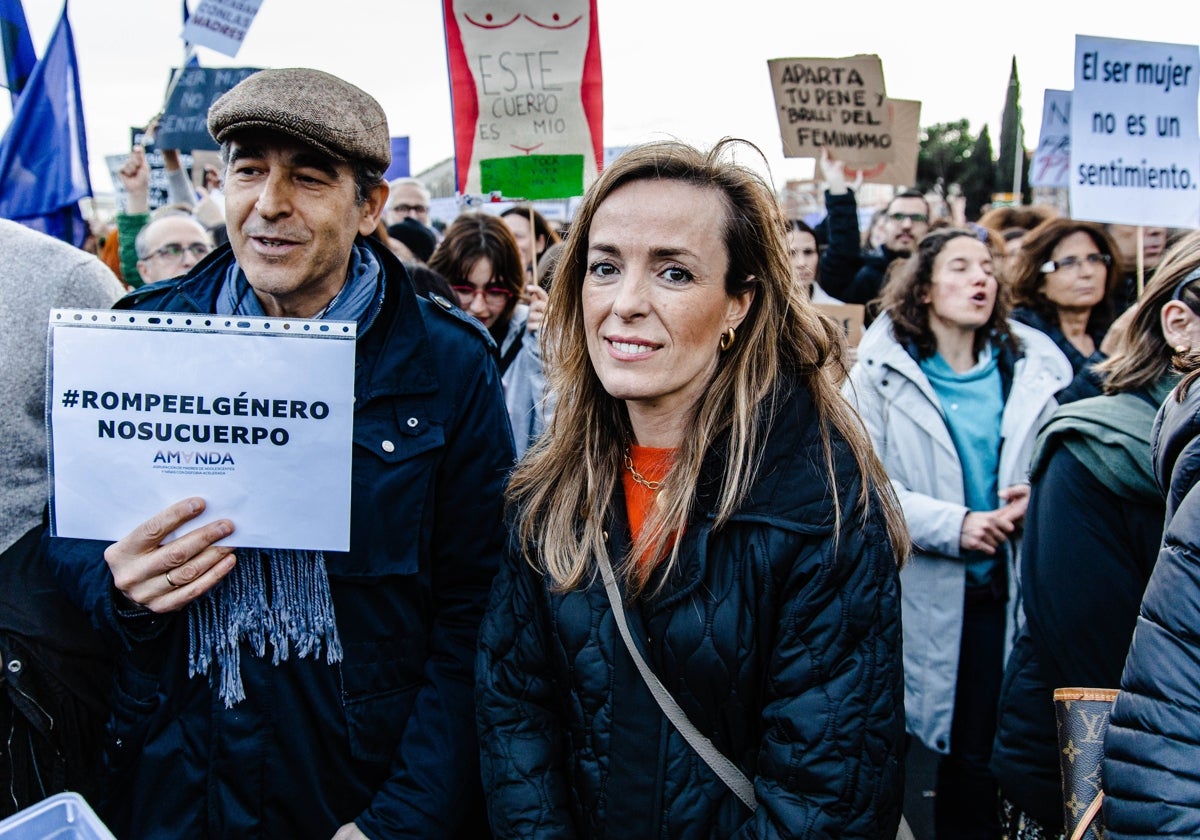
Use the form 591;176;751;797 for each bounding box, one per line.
1104;381;1200;838
47;239;513;839
1010;306;1107;404
991;426;1163;830
476;385;905;838
818;189;904;307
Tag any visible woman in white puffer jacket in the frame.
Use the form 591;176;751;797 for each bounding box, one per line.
844;228;1070;838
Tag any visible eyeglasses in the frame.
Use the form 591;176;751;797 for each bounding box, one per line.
1040;253;1112;273
392;203;429;215
888;212;929;225
149;242;211;261
452;284;515;307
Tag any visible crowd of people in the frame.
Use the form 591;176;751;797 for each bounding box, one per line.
4;65;1200;840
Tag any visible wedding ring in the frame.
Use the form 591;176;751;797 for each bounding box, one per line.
165;569;180;587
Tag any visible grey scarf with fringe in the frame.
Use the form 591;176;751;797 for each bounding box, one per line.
193;241;382;706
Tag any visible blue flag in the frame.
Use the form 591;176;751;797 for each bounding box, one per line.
0;0;36;106
0;1;92;246
181;0;199;67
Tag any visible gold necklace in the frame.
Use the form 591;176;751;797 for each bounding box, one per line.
623;451;664;491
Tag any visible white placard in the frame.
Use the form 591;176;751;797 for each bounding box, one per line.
1070;35;1200;228
1031;89;1071;188
181;0;263;58
49;309;355;550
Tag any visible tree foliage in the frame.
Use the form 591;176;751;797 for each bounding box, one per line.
996;56;1030;202
916;119;997;220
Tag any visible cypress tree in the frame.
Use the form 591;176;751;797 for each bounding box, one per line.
996;56;1029;203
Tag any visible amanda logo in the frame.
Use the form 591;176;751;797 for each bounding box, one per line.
153;451;235;465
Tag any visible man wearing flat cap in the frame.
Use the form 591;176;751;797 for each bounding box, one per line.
49;68;512;839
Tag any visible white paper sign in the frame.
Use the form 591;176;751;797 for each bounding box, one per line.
49;309;355;550
181;0;263;58
1070;35;1200;228
1030;89;1071;188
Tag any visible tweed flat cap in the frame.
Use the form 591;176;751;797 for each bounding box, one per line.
208;68;390;171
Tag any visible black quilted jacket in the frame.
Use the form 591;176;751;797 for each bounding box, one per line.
1104;381;1200;838
476;384;905;838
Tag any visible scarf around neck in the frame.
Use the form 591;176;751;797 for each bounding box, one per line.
194;240;381;705
1030;376;1178;503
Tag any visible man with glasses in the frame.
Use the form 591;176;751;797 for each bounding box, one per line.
385;176;433;227
817;149;931;307
133;213;212;283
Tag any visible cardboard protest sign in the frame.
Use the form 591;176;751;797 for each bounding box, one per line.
1070;35;1200;228
815;303;865;348
181;0;263;58
157;66;261;151
768;54;892;165
844;99;921;186
1031;89;1071;188
106;127;196;212
49;310;356;551
443;0;604;199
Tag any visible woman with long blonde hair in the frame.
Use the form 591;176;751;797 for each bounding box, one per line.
477;139;908;837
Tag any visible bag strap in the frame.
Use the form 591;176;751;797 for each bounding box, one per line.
597;550;757;812
496;324;526;376
1069;793;1104;840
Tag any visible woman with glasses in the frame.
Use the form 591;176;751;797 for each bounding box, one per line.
428;212;550;459
1009;219;1123;403
844;229;1072;838
993;230;1200;839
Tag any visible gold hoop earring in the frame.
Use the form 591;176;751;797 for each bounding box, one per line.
719;327;736;352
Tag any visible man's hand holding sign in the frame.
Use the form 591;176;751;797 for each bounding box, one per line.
105;497;235;614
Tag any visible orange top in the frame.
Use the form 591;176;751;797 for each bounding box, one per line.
622;445;677;565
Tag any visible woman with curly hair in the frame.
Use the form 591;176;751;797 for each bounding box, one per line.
845;228;1072;838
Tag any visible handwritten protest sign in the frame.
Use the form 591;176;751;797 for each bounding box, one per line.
845;99;921;186
768;54;892;166
1070;35;1200;228
442;0;604;199
158;66;260;151
181;0;263;58
49;310;356;550
815;303;865;348
1031;89;1071;188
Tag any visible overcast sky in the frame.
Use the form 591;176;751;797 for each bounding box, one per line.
9;0;1197;195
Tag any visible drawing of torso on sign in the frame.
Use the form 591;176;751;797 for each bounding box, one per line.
446;0;601;198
